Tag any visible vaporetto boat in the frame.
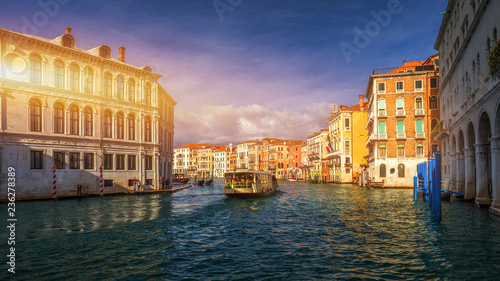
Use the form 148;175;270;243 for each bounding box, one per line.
223;171;279;199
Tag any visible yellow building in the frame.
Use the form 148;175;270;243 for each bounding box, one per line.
326;95;369;183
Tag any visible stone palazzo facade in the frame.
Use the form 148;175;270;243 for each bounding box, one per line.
0;27;176;200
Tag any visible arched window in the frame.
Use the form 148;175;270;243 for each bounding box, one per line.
84;67;93;94
378;99;386;116
415;97;423;109
416;120;423;132
54;60;65;88
104;110;112;138
379;145;386;158
29;99;42;132
380;164;386;178
378;121;386;138
116;112;124;139
69;64;79;92
398;164;405;177
54;103;64;134
416;144;424;157
144;83;151;106
84;107;93;136
397;120;404;132
116;75;124;100
128;114;136;140
145;117;152;142
344;139;350;154
429;96;438;109
397;144;405;157
104;73;112;97
69;105;79;135
30;54;42;84
127;79;135;102
396;97;404;109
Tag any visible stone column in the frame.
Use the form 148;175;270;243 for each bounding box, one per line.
475;143;491;206
457;152;465;195
464;148;476;200
450;153;456;191
490;137;500;214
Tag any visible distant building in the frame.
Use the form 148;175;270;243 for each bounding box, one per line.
365;55;440;187
434;0;500;213
306;129;329;181
0;27;175;200
327;95;369;183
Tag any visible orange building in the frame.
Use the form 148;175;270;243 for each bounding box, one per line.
365;54;440;187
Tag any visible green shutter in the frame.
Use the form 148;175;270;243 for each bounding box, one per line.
396;97;404;108
397;121;404;133
379;121;386;134
416;120;423;132
378;99;386;110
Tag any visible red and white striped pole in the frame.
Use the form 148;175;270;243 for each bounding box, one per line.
99;166;104;198
52;165;57;201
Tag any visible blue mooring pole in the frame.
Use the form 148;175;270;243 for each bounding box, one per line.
435;151;441;221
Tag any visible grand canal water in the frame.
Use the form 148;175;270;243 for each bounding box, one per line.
2;180;500;280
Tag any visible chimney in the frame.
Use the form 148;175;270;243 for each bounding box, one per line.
359;95;365;111
118;46;125;62
65;27;72;34
403;60;407;65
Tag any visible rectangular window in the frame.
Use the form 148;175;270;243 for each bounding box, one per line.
379;146;386;158
31;150;43;169
378;82;385;93
415;80;423;91
53;151;65;169
128;155;137;170
104;154;113;170
430;77;438;89
104;180;113;187
396;81;404;92
69;152;80;169
146;156;153;170
146;179;153;185
344;118;350;131
116;155;125;170
84;153;94;169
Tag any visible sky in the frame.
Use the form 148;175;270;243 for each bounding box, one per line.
0;0;448;147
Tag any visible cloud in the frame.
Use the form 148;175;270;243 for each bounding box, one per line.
174;102;333;147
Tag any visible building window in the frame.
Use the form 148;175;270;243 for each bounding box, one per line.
104;73;112;97
380;164;386;178
378;82;385;93
430;77;438;89
345;117;350;131
145;84;152;106
53;151;65;169
344;140;350;154
378;121;386;138
104;154;113;170
398;164;405;177
415;80;423;91
429;96;438;109
128;155;136;170
397;144;405;157
69;105;79;135
146;156;153;170
84;153;94;169
69;64;79;92
396;97;404;110
379;145;386;158
30;55;42;84
54;60;65;88
117;75;124;100
415;97;423;109
29;99;42;132
84;107;93;136
70;152;80;169
54;103;64;134
145;117;152;142
416;119;424;133
84;67;93;94
104;180;113;187
30;151;43;169
104;110;112;138
416;144;424;157
116;112;124;139
397;120;405;135
128;114;136;140
127;79;135;102
116;155;125;170
396;81;404;93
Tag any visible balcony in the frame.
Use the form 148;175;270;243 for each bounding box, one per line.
415;132;425;139
378;109;387;117
378;133;387;140
396;109;406;116
415;108;425;116
432;120;450;141
397;132;406;139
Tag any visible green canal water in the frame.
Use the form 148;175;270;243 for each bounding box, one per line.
2;180;500;280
